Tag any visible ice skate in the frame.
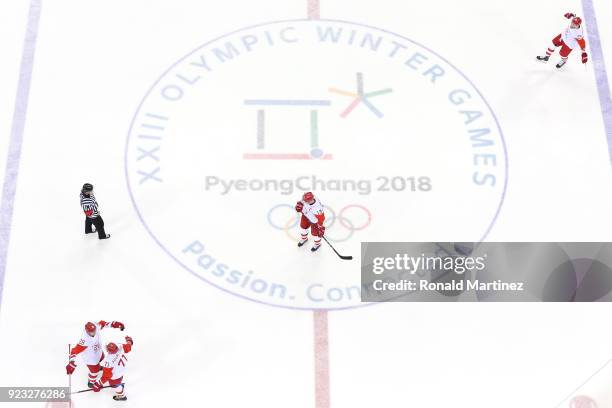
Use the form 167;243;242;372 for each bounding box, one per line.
297;238;308;247
556;59;567;68
311;245;321;252
536;55;549;62
113;395;127;401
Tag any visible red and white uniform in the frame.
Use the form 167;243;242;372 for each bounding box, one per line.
299;198;325;246
70;321;109;366
300;199;325;226
99;342;132;399
545;14;587;61
100;342;131;384
561;25;585;50
67;320;125;384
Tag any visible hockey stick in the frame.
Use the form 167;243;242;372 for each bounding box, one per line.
68;344;72;408
71;383;125;394
321;235;353;260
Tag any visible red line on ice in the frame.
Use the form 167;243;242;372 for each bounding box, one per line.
307;0;320;19
242;153;333;160
314;310;330;408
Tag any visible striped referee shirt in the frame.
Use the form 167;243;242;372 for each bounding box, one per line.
80;193;99;218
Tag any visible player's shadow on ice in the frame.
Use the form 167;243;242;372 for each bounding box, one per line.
522;69;557;85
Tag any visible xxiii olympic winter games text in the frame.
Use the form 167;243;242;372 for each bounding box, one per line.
126;19;508;309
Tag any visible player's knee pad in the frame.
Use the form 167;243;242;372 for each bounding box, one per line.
87;364;101;373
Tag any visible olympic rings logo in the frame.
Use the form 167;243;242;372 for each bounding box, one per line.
267;204;372;242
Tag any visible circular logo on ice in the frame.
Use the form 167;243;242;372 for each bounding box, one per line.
126;19;508;310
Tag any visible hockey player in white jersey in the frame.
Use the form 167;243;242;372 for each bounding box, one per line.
92;336;133;401
295;191;326;252
537;12;588;68
65;320;125;388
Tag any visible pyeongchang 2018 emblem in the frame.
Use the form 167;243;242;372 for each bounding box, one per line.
125;19;508;310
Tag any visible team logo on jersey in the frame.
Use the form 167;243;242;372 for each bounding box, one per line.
125;19;508;310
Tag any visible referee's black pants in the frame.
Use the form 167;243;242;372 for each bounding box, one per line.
85;216;107;239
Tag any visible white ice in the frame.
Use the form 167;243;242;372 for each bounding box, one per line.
0;0;612;407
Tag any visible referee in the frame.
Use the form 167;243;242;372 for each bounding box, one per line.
80;183;110;239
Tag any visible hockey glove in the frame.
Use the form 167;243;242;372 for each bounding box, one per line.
582;52;588;64
317;225;325;237
295;202;304;212
65;361;76;375
125;336;133;345
564;12;575;19
92;381;102;392
111;321;125;331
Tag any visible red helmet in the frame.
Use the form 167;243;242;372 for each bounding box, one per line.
302;192;315;202
106;342;119;354
85;322;96;335
572;16;582;26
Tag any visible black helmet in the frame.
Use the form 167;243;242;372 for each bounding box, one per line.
82;183;93;192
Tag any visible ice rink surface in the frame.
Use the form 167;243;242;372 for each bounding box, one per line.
0;0;612;407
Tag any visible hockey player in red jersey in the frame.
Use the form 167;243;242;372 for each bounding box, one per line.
537;13;588;68
295;192;326;252
92;336;133;401
65;320;125;388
